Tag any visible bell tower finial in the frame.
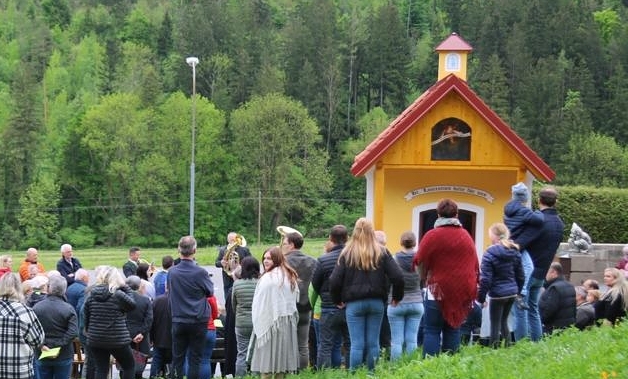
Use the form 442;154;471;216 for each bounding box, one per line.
435;32;473;81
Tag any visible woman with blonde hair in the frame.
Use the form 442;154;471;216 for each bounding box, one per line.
594;267;628;326
250;247;299;379
83;265;136;379
330;218;404;371
477;223;524;348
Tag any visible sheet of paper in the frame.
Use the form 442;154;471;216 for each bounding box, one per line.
39;347;61;360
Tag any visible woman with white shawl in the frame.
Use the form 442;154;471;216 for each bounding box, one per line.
250;246;299;379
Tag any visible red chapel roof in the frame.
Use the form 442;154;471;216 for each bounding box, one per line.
350;74;555;181
435;33;473;52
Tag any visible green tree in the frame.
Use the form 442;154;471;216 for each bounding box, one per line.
336;0;368;137
283;0;338;129
593;8;621;45
67;35;107;101
17;175;60;248
230;93;331;235
361;2;411;114
1;68;43;229
550;90;594;177
470;53;510;121
119;8;157;49
152;92;229;244
513;53;572;164
156;11;173;60
111;41;162;105
41;0;71;30
559;132;628;187
602;63;628;145
71;93;152;245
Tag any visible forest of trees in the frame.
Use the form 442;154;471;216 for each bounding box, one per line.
1;0;628;249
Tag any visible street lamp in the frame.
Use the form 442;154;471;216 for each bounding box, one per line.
186;56;199;237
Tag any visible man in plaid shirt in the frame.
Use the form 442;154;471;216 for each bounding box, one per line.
0;273;45;379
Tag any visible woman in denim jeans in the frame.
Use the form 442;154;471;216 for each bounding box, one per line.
329;218;404;371
387;231;424;360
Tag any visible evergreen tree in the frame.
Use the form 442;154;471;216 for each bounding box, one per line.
470;53;510;121
156;11;173;60
361;2;411;114
1;68;43;229
602;63;628;145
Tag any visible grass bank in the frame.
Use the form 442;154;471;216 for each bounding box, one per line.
293;322;627;379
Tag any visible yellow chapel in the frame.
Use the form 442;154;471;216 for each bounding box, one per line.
351;33;554;257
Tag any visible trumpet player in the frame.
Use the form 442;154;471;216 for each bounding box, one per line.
215;231;251;377
283;232;318;371
215;232;251;295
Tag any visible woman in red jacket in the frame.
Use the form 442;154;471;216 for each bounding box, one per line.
413;199;479;357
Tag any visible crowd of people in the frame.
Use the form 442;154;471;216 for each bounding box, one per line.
1;186;628;379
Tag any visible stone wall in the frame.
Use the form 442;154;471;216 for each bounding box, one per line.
555;243;624;285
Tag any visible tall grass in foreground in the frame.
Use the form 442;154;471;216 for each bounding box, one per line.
291;323;627;379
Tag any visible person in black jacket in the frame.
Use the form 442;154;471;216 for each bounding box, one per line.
124;276;153;379
57;244;83;286
283;232;318;371
329;218;404;372
594;267;628;326
33;274;78;379
311;225;349;369
150;293;172;379
83;265;136;379
539;262;576;334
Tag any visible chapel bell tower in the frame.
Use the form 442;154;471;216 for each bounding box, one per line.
435;32;473;81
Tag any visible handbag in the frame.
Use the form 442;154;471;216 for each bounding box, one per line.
115;343;149;373
131;347;149;372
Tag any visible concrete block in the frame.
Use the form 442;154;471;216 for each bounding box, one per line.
595;260;615;272
569;255;596;271
569;272;593;286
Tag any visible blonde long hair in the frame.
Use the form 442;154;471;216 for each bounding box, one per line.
95;265;126;293
489;223;519;251
602;268;628;312
340;218;384;270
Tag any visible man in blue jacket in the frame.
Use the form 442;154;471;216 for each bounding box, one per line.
167;236;214;379
525;187;565;342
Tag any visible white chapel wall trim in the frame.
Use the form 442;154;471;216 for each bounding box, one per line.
412;201;485;261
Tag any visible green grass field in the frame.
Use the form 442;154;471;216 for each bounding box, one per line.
6;239;329;271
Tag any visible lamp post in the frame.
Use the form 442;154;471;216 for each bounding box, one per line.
186;56;199;237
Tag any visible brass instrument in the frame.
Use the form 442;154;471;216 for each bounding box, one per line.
277;226;302;250
222;233;246;277
139;258;157;278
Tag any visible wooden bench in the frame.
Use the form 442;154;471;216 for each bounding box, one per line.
71;338;85;379
211;337;227;376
